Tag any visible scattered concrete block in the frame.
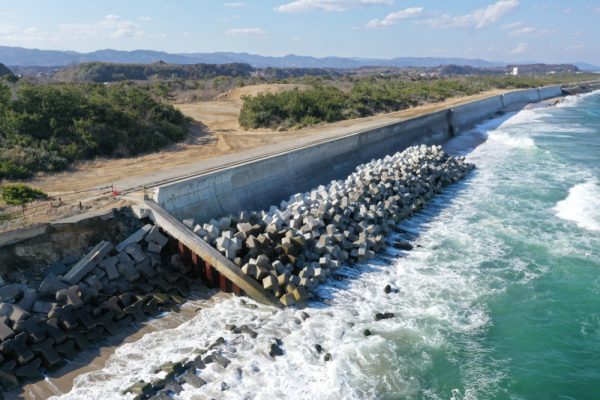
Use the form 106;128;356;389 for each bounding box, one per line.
146;225;169;247
39;274;68;297
0;284;26;302
0;332;35;364
124;244;146;263
0;316;15;341
17;288;39;312
32;300;56;315
0;303;30;325
30;337;62;369
55;286;83;308
115;224;152;252
63;241;113;285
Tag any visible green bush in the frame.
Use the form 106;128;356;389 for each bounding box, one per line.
0;184;48;205
0;82;190;179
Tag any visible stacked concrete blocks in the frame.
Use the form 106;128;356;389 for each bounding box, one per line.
0;223;195;391
188;145;475;306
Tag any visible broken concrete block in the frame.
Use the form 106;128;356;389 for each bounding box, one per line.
146;242;163;254
115;224;152;252
63;241;113;285
146;225;169;247
39;274;68;297
183;219;195;229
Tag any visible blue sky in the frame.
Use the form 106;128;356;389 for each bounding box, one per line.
0;0;598;64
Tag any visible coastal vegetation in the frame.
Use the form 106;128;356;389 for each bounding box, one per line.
0;183;48;205
0;81;190;179
238;74;595;130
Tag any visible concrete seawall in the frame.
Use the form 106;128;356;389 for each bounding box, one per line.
154;86;563;223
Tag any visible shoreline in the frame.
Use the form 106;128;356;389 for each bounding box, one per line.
10;97;558;399
9;287;222;400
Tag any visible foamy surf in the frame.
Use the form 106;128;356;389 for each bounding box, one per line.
554;180;600;232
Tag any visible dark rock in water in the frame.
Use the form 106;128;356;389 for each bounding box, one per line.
324;353;332;362
124;380;153;396
163;379;183;395
221;382;231;391
178;370;206;388
314;344;323;354
300;311;310;320
393;241;413;251
384;284;392;294
363;329;372;337
269;343;284;357
193;354;206;369
148;389;171;400
204;353;231;368
375;312;394;321
209;337;225;350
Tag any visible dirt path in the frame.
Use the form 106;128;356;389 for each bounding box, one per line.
21;86;509;195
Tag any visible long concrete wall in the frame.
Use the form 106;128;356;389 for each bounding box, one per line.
154;86;562;223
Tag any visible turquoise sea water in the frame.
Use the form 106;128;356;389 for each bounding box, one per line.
57;92;600;400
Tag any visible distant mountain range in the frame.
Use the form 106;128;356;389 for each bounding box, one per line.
1;46;599;71
0;45;504;69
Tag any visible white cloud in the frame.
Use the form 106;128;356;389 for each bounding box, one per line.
226;27;267;36
139;16;152;21
182;32;191;36
509;26;534;36
59;15;145;39
426;0;519;29
501;21;522;29
509;42;528;55
223;2;245;7
0;25;57;43
276;0;392;13
565;44;584;51
365;7;423;28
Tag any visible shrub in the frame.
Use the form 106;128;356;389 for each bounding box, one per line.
0;82;191;179
0;184;48;205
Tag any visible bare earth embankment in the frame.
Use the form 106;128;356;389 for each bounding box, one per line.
22;85;508;196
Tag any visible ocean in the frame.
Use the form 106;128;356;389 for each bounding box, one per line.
54;91;600;400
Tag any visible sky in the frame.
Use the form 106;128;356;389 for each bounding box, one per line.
0;0;599;64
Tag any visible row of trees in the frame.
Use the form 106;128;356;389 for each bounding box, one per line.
0;82;190;179
239;78;485;129
238;75;587;130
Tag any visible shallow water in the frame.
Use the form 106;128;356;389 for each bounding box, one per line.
54;92;600;400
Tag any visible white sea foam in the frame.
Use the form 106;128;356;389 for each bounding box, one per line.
556;90;600;108
554;180;600;232
487;131;536;148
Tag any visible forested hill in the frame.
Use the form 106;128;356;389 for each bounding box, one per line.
54;61;254;82
0;63;13;78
